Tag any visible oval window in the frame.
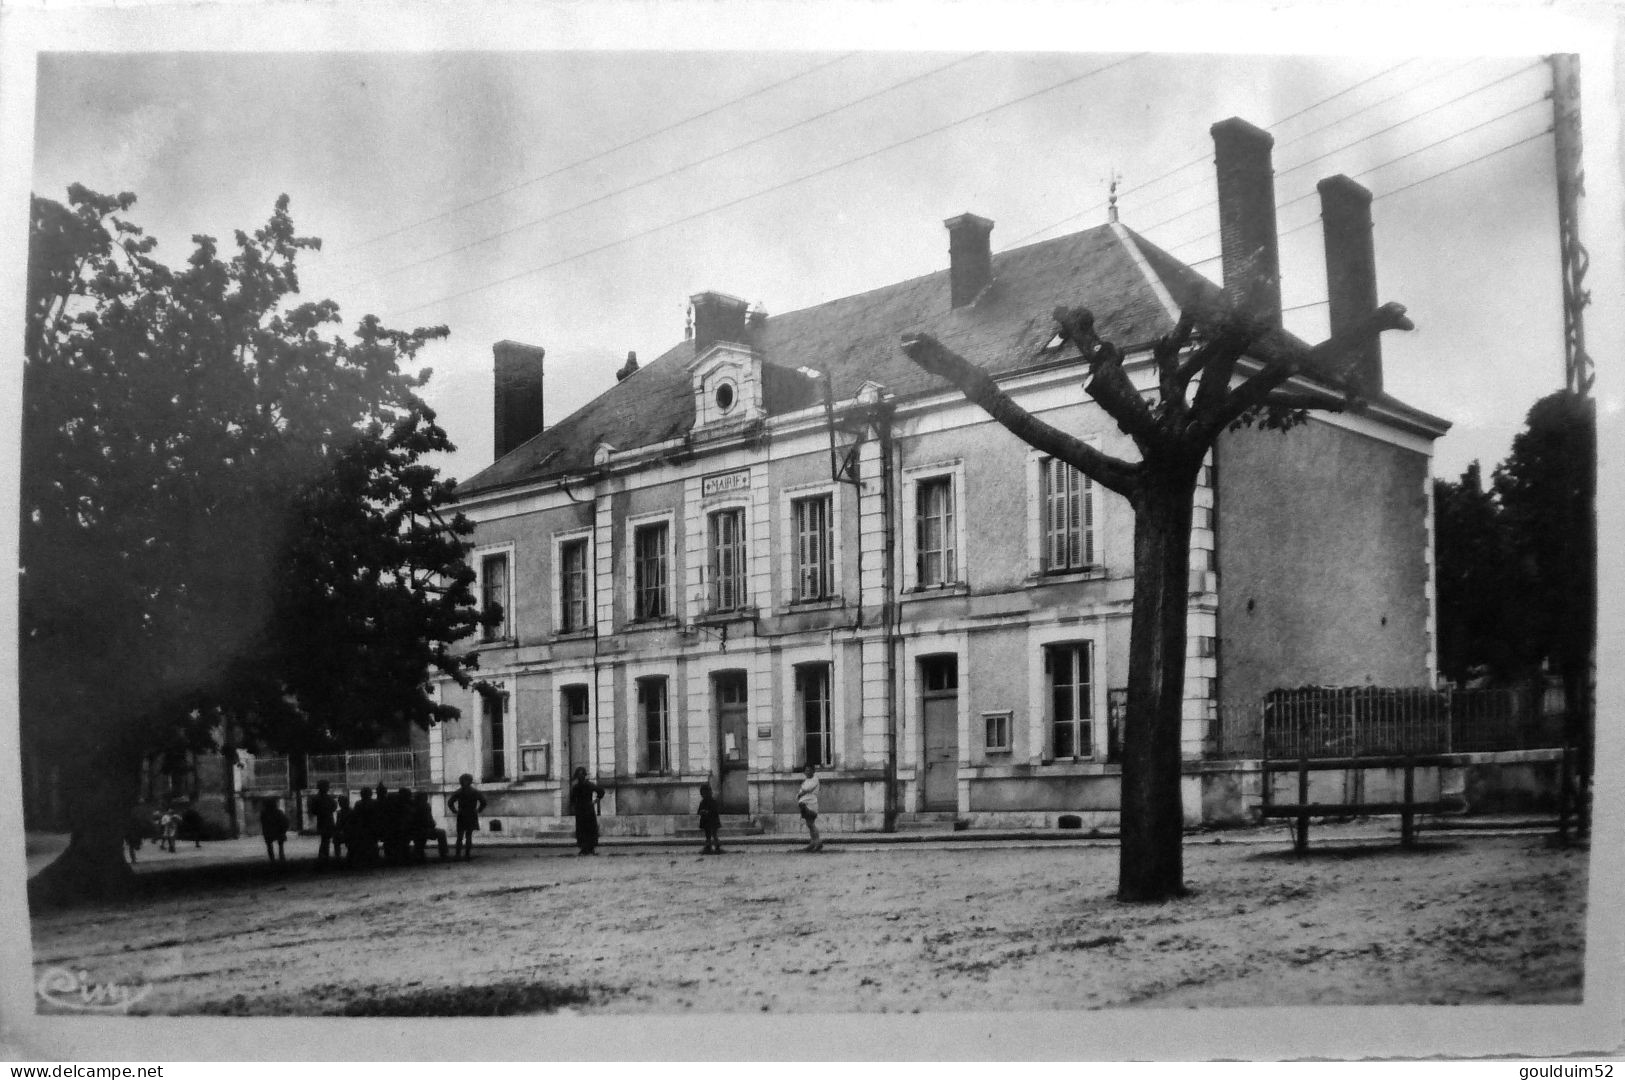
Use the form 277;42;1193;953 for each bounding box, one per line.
715;381;736;413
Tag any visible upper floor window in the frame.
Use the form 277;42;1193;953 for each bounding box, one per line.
1042;457;1095;572
792;495;833;602
480;553;509;642
633;521;670;621
560;538;590;633
1048;642;1094;760
708;507;747;612
797;663;833;768
915;477;956;588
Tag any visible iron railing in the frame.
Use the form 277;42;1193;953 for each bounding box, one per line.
1213;685;1568;760
305;749;430;791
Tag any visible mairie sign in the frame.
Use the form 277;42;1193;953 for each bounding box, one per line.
701;469;751;497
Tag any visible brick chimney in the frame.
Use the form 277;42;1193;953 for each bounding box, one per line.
945;213;994;308
1317;174;1383;396
1211;117;1281;327
493;340;545;460
689;291;751;355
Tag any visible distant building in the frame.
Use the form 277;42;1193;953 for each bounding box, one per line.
417;117;1448;834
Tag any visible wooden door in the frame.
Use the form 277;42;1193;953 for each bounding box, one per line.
921;656;959;811
564;685;591;778
715;672;750;813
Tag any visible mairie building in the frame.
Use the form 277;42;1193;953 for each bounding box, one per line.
416;118;1449;836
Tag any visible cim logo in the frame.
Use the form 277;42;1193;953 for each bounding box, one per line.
36;966;151;1013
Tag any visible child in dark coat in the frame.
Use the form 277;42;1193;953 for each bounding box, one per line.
697;783;722;855
259;797;289;863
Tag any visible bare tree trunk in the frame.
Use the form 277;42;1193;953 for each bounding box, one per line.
1118;468;1198;902
28;751;141;909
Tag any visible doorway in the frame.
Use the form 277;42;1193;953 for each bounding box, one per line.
563;685;591;779
714;671;750;813
920;655;959;812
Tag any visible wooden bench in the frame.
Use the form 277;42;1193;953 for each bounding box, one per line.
1259;754;1467;853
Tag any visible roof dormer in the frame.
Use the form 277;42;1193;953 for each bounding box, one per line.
687;291;765;432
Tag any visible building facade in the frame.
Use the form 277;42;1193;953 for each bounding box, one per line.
417;118;1449;835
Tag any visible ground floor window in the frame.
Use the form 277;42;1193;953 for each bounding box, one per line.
638;677;671;775
797;663;832;767
482;692;508;782
1048;642;1093;759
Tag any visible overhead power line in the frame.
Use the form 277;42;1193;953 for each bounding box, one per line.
389;54;1147;319
341;52;860;257
1007;58;1418;247
346;53;986;292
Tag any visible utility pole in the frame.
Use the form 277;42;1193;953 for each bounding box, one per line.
1549;54;1592;396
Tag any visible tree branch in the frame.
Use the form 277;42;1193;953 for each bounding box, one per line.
901;332;1140;497
1051;307;1162;450
1198;302;1414;438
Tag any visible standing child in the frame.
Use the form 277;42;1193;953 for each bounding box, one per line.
796;763;822;852
308;780;337;869
446;773;486;861
259;797;289;864
697;783;722;855
159;804;180;853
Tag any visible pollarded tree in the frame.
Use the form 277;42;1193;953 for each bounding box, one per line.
902;295;1412;901
23;185;488;903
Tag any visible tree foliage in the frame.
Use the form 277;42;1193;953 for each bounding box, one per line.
1432;462;1519;684
23;185;487;901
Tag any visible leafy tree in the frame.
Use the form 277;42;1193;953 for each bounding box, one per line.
1432;462;1520;684
1493;390;1595;826
23;185;487;903
903;297;1412;901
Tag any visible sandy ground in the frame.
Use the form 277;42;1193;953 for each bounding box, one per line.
27;828;1587;1015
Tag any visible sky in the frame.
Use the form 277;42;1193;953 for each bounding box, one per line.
18;21;1620;489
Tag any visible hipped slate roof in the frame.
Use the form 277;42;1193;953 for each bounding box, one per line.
459;224;1233;496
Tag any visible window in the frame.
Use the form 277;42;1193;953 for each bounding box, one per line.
916;477;956;587
798;664;832;767
638;677;671;775
984;711;1012;753
1048;642;1094;760
1042;458;1094;572
708;508;747;611
1107;688;1127;764
792;495;833;601
559;538;590;633
920;654;959;693
519;744;550;778
481;553;509;641
633;522;669;621
482;693;508;782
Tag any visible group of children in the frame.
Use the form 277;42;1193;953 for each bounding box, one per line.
124;800;204;863
694;763;823;855
255;776;465;868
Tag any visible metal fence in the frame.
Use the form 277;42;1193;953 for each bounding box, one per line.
305;749;430;791
242;754;291;792
1214;684;1568;760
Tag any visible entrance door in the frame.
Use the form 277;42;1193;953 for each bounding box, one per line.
920;655;959;811
714;672;750;814
563;685;591;778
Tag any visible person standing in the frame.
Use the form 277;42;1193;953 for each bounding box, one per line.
259;797;289;864
570;767;605;856
447;773;486;861
696;783;722;855
796;763;822;852
308;780;337;869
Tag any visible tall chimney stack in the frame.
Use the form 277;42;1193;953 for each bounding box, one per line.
944;213;994;308
1211;117;1282;328
689;291;751;355
1317;174;1383;396
493;340;545;460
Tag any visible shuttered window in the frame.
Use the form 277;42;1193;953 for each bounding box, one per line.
1043;458;1094;572
708;508;747;611
793;495;832;601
